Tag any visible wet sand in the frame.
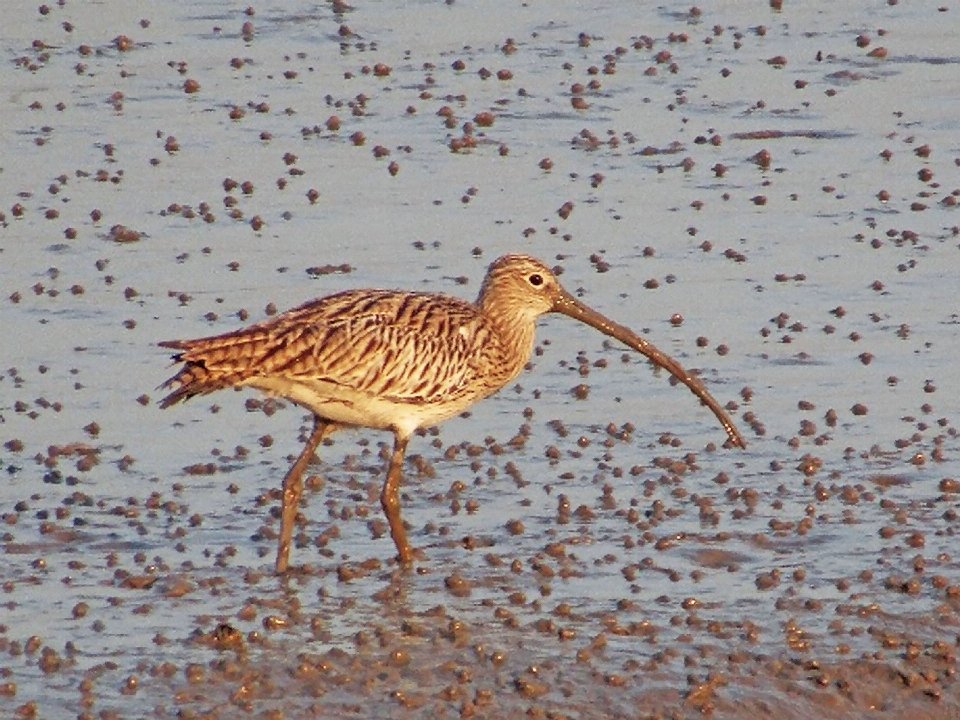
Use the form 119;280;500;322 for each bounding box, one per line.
2;1;959;717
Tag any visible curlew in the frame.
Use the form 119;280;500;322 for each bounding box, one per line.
159;254;745;572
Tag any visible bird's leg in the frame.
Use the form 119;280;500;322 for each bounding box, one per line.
276;416;337;573
381;431;413;565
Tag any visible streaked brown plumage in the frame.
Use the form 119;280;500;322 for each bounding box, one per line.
159;254;745;571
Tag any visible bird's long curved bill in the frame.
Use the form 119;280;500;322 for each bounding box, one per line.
553;290;746;449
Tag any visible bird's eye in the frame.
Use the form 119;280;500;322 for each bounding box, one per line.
528;273;543;286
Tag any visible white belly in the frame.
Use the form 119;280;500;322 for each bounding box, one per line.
241;376;467;438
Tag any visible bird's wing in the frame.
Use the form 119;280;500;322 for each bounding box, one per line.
160;289;503;406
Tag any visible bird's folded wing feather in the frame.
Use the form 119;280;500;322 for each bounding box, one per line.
162;290;502;405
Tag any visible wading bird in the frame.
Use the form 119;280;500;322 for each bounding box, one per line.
159;254;745;572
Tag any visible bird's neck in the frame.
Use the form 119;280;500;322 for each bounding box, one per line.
476;292;539;376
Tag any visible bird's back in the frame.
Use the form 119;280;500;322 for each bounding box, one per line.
159;288;531;426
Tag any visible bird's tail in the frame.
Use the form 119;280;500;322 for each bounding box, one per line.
157;334;265;408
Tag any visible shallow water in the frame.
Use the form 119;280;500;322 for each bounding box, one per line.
2;1;960;718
